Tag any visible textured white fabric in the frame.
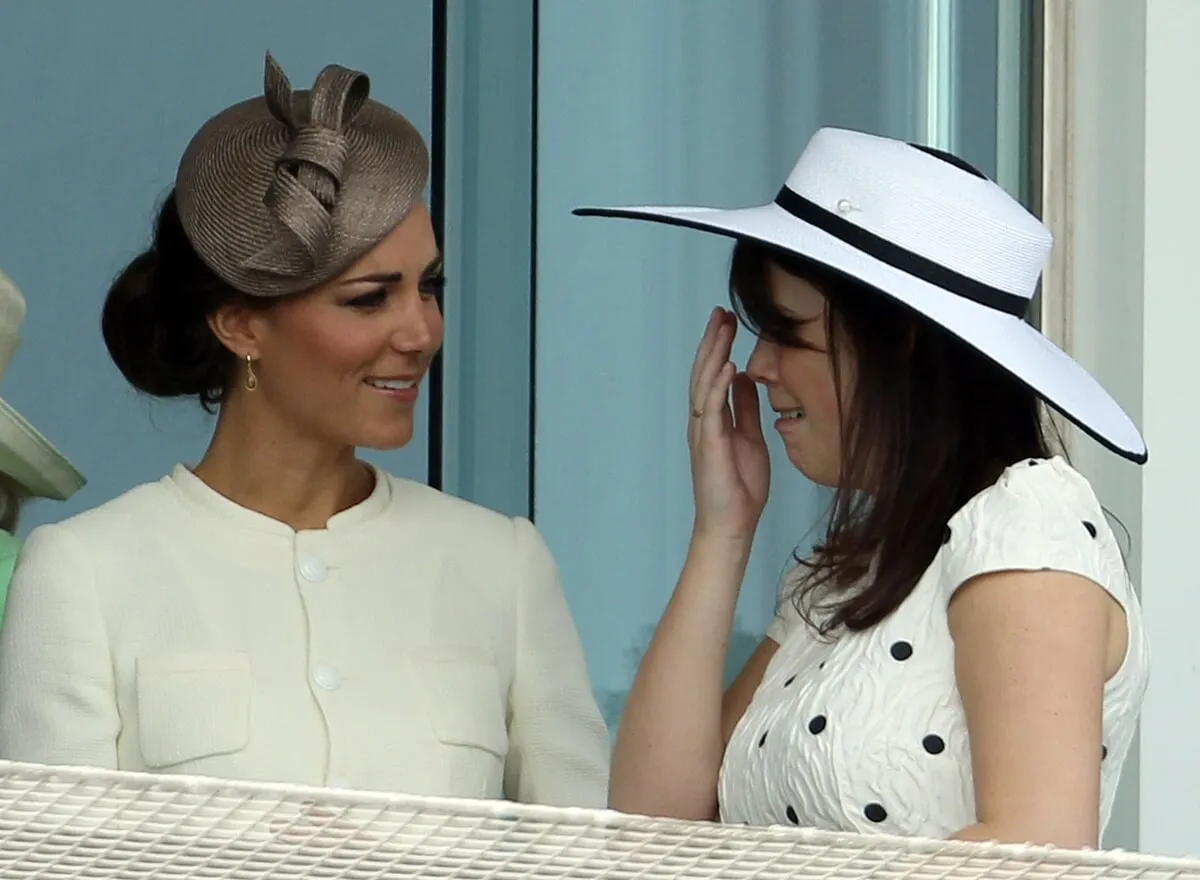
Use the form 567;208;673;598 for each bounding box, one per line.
719;457;1149;838
0;464;610;807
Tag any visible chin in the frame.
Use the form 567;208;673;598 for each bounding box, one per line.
786;450;838;489
353;420;416;452
359;433;415;452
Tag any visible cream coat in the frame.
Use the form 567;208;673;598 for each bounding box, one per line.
0;465;610;807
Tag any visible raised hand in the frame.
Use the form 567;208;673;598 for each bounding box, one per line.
687;308;771;544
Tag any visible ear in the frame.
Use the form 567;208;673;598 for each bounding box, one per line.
207;302;266;360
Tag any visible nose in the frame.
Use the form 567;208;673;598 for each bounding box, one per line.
389;293;443;354
745;338;778;385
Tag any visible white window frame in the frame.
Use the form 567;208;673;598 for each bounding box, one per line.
1036;0;1200;858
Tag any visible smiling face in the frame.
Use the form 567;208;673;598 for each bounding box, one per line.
727;237;1056;634
212;201;445;452
744;262;849;487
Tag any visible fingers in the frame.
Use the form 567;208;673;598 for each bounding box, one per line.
731;372;765;443
690;309;736;410
699;361;737;443
689;308;721;399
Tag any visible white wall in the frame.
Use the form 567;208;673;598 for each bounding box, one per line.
1138;0;1200;857
1043;0;1200;858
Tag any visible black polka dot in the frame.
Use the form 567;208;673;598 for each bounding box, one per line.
942;526;952;545
890;640;913;661
1102;745;1108;761
818;661;826;670
922;734;945;755
864;803;887;823
1084;520;1098;538
1028;459;1040;466
758;731;767;748
784;675;796;687
808;715;827;735
786;806;799;825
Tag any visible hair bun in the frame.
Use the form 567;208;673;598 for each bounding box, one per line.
102;193;236;406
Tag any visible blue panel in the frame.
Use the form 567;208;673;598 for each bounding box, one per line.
530;0;1012;734
0;0;434;532
533;0;917;732
439;0;536;519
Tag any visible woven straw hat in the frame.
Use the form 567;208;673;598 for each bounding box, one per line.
0;271;85;501
175;52;429;297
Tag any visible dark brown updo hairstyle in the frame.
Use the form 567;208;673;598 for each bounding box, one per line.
101;191;271;411
730;240;1054;635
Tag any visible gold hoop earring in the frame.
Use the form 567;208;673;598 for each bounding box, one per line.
244;354;258;392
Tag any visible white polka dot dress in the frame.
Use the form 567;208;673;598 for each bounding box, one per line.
718;457;1150;839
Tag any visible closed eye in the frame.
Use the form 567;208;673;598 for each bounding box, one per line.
344;287;388;309
792;316;827;350
419;274;447;298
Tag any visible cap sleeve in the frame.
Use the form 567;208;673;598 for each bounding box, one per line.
939;458;1131;608
766;601;798;645
766;566;812;644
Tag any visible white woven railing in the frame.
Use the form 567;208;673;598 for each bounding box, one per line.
0;759;1195;879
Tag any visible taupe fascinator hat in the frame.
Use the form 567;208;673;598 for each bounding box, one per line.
175;52;429;297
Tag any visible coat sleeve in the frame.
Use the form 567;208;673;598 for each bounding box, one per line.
503;517;610;806
0;523;120;768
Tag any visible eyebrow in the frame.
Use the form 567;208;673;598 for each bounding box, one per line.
341;255;444;286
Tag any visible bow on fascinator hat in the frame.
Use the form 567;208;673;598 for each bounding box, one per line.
175;52;430;297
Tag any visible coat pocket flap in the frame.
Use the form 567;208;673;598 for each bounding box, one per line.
135;651;251;769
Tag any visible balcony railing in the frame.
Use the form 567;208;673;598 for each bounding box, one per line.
0;759;1193;879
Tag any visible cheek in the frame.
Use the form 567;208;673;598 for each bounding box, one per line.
778;351;840;422
270;316;386;376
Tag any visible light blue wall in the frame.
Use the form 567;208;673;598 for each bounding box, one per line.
0;1;434;534
533;0;945;732
440;1;536;520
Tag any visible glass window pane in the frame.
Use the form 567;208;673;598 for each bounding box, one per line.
444;0;1040;736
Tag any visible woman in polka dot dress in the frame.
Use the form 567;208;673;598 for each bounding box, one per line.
573;129;1149;848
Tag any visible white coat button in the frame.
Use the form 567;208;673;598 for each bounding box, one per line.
313;665;341;691
297;556;328;583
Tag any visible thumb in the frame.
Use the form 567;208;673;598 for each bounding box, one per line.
731;373;765;444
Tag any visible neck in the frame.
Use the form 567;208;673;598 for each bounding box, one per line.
193;393;375;531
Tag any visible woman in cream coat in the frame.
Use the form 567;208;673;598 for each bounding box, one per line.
0;54;609;807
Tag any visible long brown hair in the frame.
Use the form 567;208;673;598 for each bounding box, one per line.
729;240;1054;634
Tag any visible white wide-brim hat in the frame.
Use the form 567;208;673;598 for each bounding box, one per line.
0;271;85;500
574;127;1147;465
